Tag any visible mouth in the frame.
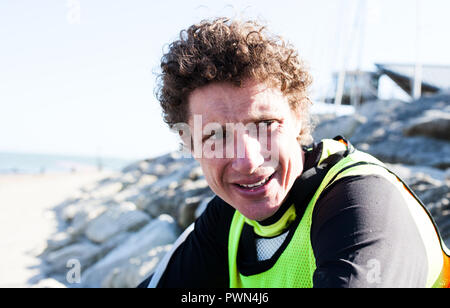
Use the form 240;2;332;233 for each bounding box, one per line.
233;172;276;192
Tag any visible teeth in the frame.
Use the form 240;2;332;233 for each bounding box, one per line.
239;176;270;188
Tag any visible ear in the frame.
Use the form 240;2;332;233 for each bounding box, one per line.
290;105;303;134
291;97;312;145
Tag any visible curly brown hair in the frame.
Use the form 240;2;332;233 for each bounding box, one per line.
156;17;313;145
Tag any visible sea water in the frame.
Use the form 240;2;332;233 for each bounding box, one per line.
0;152;135;174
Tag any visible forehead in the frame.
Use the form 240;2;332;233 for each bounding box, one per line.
187;81;292;125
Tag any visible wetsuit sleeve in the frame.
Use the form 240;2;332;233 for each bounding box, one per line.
310;175;429;288
140;196;234;288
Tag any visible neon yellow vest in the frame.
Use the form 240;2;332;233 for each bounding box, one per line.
228;139;450;288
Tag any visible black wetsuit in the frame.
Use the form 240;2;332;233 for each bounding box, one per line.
138;142;428;288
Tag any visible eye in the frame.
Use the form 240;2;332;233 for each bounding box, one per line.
203;129;223;142
258;120;276;128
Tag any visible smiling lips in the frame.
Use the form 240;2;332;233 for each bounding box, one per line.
234;172;275;190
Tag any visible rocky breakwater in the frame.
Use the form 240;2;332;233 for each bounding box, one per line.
36;93;449;288
313;92;450;247
37;152;214;288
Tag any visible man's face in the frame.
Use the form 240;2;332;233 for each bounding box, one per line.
187;80;305;221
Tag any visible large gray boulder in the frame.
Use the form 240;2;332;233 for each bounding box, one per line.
80;215;179;287
403;110;450;141
84;202;150;243
44;241;102;274
100;244;172;288
312;114;367;141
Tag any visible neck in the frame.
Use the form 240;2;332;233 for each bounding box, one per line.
245;201;296;237
258;197;292;226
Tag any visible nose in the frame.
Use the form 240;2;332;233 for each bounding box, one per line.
231;133;265;174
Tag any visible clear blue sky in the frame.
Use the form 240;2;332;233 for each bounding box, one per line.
1;0;449;159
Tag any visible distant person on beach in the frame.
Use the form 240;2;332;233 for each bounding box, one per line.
139;17;449;288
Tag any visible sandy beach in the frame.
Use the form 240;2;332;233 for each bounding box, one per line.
0;171;111;287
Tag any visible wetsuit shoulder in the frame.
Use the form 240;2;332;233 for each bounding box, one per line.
311;174;428;287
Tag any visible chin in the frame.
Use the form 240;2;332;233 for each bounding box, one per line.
238;201;281;221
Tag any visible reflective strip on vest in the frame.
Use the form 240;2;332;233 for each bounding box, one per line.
228;139;450;288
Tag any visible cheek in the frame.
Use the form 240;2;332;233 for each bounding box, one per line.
199;159;225;190
266;127;299;163
275;129;304;174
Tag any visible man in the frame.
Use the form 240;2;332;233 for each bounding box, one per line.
139;17;449;288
